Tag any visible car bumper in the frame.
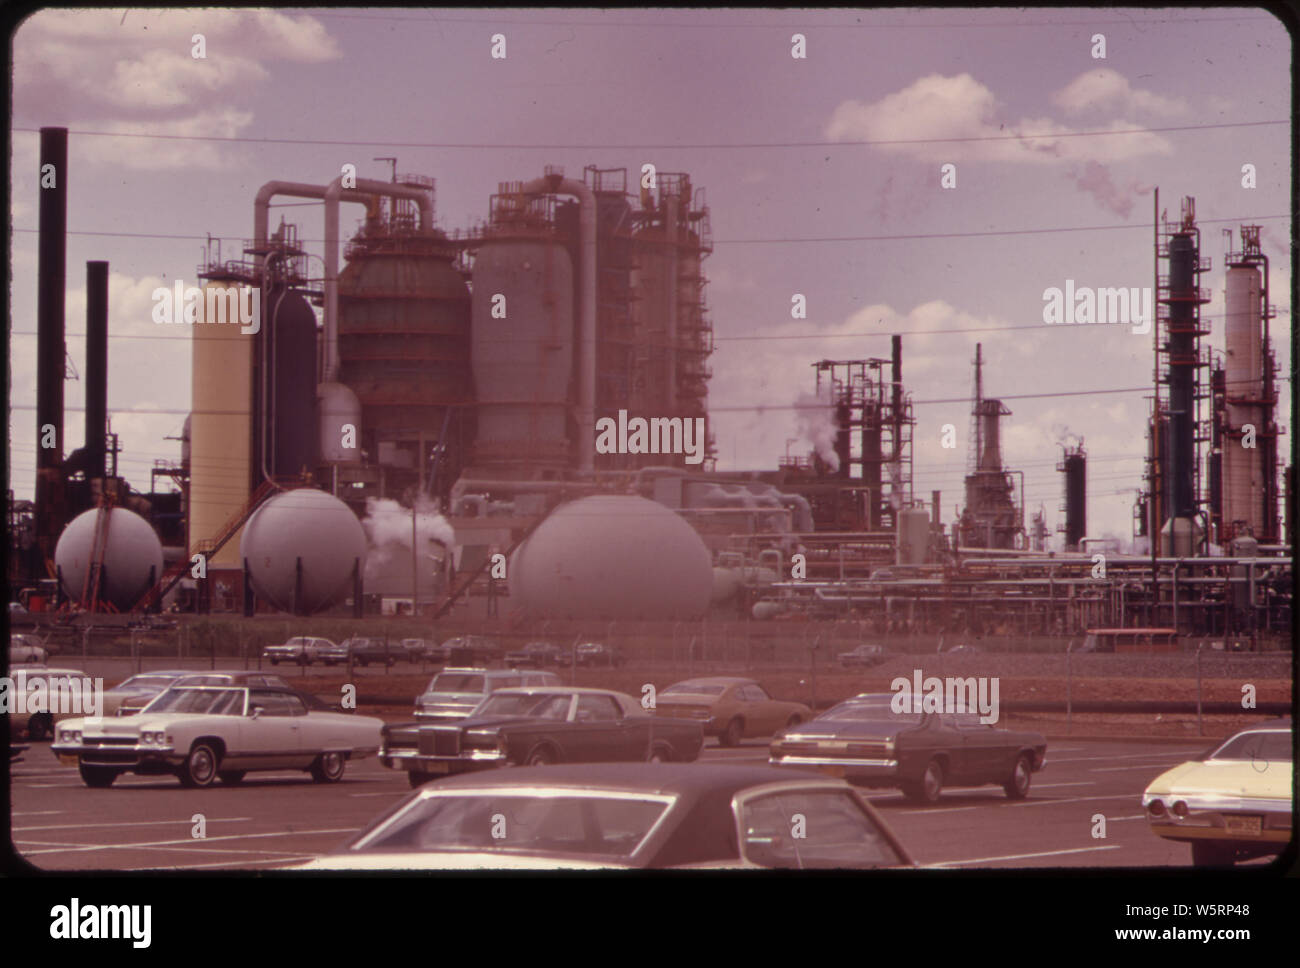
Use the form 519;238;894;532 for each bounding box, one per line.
379;747;506;775
1142;794;1291;846
769;754;900;783
52;741;180;769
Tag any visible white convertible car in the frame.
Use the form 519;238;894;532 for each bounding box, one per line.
51;684;384;788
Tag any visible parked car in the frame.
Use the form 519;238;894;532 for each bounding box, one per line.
52;684;385;788
298;763;915;870
574;642;625;667
9;633;48;664
305;638;348;665
838;644;887;669
342;637;397;667
100;670;193;717
6;667;92;740
116;671;298;715
653;677;812;747
385;686;705;787
769;692;1047;803
432;636;502;665
505;641;568;668
398;639;433;663
261;636;328;665
1142;720;1292;866
413;667;561;722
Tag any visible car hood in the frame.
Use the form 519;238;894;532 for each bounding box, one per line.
455;714;563;731
294;852;625;870
1145;759;1293;802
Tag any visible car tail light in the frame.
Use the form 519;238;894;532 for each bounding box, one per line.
1172;800;1189;818
1147;799;1166;817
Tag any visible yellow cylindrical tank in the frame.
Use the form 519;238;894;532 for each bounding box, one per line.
189;281;253;567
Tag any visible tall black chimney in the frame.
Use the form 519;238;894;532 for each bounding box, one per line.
36;126;68;557
85;261;109;480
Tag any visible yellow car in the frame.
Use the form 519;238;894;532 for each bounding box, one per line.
654;677;811;747
1141;720;1292;866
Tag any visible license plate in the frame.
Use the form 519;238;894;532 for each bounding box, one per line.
819;764;846;778
1224;815;1263;835
58;754;79;767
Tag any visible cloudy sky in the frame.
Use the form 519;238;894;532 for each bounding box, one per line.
8;7;1291;549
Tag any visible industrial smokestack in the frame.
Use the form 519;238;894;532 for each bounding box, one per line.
36;126;68;554
85;261;109;481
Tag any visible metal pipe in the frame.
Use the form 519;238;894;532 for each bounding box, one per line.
520;173;597;471
666;191;679;408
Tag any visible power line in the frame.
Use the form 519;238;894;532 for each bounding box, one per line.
9;212;1290;247
308;11;1273;29
12;119;1286;151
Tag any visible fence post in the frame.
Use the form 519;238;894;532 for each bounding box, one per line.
1195;642;1204;736
1065;638;1074;734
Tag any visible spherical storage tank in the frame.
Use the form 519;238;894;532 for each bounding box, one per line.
239;488;367;615
509;496;712;620
55;508;164;611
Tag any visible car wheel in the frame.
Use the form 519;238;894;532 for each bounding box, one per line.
218;770;246;786
786;715;803;728
270;658;279;666
1003;753;1033;799
179;742;219;788
1191;842;1237;867
310;751;346;783
904;759;945;803
646;744;673;764
27;713;52;741
526;745;556;766
79;763;120;788
720;718;744;747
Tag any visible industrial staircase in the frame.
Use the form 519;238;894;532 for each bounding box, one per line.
132;476;310;612
79;498;116;611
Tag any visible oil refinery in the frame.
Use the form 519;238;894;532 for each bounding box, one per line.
8;126;1292;643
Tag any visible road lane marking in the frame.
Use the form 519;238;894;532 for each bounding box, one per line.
349;792;409;797
1029;782;1096;789
15;818;253;832
1090;763;1188;772
19;827;360;856
1053;751;1202;763
898;806;978;815
925;845;1121;867
11;810;64;816
1011;793;1141;808
1107;815;1148;821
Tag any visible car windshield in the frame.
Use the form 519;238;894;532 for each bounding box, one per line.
116;675;177;690
739;790;904;869
817;701;921;725
354;793;670;859
663;683;726;696
144;687;244;716
1211;730;1293;762
430;673;485;693
476;693;572;720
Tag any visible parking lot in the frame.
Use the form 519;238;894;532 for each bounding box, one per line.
10;735;1244;871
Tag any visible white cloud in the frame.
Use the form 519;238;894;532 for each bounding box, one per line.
1052;69;1189;118
825;73;1172;165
